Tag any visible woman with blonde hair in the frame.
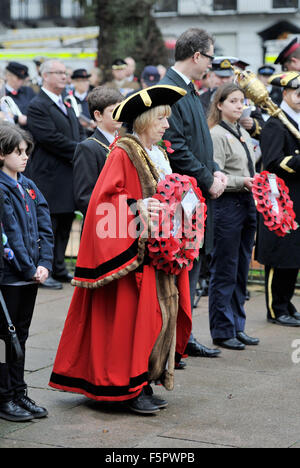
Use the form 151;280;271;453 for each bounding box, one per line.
49;85;192;415
207;83;259;350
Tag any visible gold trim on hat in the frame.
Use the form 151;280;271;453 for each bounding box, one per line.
113;85;187;122
220;59;231;69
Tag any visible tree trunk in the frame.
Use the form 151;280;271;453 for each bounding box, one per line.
94;0;168;82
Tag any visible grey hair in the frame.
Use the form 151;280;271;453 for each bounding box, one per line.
40;59;64;76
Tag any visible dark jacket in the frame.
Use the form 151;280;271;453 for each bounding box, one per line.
73;128;110;216
5;85;36;116
255;111;300;268
0;172;53;284
0;189;4;282
27;90;83;214
160;68;219;254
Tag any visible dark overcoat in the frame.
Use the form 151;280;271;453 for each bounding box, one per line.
255;112;300;268
27;90;82;214
160;68;219;254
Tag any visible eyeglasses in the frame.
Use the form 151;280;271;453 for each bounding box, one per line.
201;52;215;62
47;71;67;75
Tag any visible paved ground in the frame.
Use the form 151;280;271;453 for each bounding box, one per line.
0;283;300;448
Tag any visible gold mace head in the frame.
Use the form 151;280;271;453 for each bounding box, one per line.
233;67;269;106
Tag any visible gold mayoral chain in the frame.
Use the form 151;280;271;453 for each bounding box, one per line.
232;66;300;141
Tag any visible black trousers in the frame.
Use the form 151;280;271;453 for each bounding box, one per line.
264;266;299;319
209;193;257;340
51;212;74;277
0;284;38;402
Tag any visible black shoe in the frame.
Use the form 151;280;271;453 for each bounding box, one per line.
40;276;63;290
16;395;48;419
0;400;34;422
267;315;300;327
127;390;160;415
143;385;168;409
185;339;221;357
175;360;187;369
52;272;73;283
236;332;260;346
213;338;245;350
288;303;300;321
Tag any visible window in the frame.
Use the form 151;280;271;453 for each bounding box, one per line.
273;0;298;7
0;0;11;22
42;0;61;17
154;0;178;13
213;0;237;10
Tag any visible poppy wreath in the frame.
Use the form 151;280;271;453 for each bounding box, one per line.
147;173;207;275
252;171;298;237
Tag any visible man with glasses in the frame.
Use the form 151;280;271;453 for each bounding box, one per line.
27;60;84;289
160;28;226;359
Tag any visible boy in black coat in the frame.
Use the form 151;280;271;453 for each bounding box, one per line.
73;86;123;217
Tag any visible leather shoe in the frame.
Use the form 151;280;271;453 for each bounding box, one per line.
16;395;48;419
143;385;168;409
127;390;160;415
53;272;73;283
213;338;245;350
236;332;260;346
0;400;34;422
40;276;63;290
185;339;221;357
175;360;187;369
288;303;300;321
267;315;300;327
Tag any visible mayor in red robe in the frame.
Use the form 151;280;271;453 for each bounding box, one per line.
49;85;192;413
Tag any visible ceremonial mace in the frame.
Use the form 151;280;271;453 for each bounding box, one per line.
233;66;300;141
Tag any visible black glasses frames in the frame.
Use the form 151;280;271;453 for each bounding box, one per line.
200;52;215;62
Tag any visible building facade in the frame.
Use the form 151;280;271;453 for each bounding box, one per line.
154;0;300;71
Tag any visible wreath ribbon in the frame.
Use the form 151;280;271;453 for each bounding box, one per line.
252;171;298;237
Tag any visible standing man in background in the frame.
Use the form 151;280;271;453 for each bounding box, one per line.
160;28;226;358
27;59;83;290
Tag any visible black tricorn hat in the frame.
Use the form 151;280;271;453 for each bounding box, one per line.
112;85;187;123
269;71;300;89
71;68;91;79
6;61;29;79
275;38;300;67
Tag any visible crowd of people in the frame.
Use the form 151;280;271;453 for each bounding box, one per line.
0;27;300;421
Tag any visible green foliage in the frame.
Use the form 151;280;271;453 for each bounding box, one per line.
75;0;168;80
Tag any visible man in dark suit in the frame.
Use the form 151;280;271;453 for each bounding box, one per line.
3;62;36;128
160;28;227;358
73;86;123;217
27;59;83;289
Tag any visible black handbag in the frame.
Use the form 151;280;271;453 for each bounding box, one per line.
0;291;23;364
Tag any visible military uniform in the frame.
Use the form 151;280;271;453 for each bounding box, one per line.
255;72;300;325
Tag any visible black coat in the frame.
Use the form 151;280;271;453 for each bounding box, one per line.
160;68;219;254
255;112;300;268
0;188;4;281
5;85;36;116
73;128;110;216
27;90;83;214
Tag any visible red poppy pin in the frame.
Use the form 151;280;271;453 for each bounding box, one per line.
27;189;36;200
158;139;174;154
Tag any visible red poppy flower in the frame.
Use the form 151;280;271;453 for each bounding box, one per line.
147;173;207;275
27;189;36;200
252;171;298;237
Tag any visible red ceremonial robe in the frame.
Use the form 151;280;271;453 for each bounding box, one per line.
49;136;192;402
